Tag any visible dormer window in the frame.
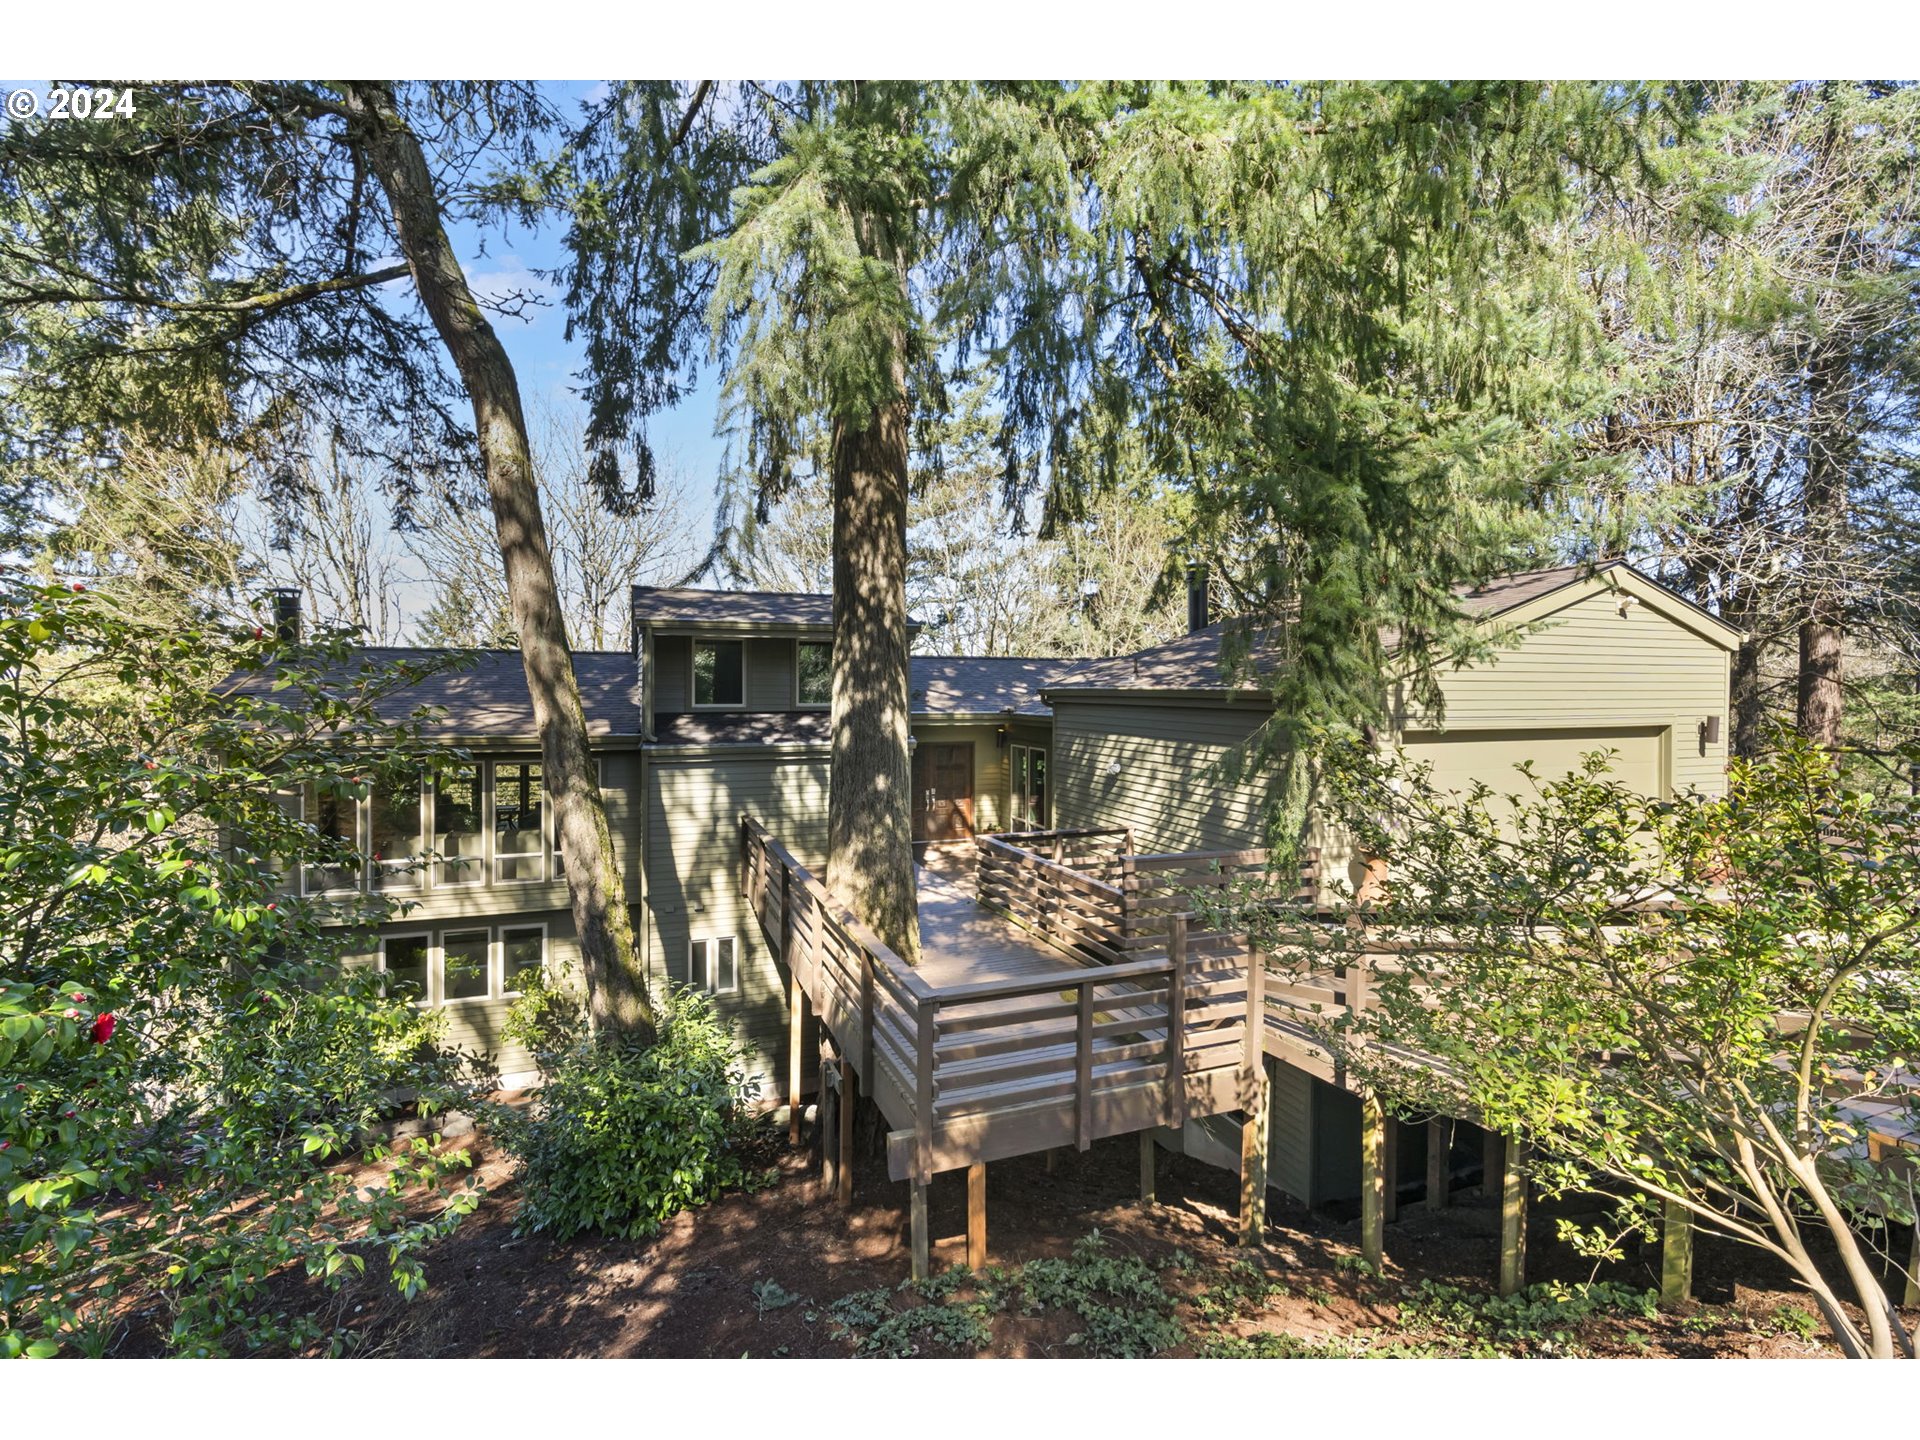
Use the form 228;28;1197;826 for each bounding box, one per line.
798;641;832;708
693;638;744;708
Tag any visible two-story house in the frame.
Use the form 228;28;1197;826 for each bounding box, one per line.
282;561;1740;1147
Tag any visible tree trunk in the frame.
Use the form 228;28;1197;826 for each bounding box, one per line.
826;361;919;964
340;83;652;1038
1795;295;1854;751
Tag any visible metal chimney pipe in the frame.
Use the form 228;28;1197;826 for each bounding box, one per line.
1186;563;1210;634
271;588;302;644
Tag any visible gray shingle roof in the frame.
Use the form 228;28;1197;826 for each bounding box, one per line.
632;585;835;629
1051;562;1622;698
230;649;643;738
651;711;831;746
909;656;1100;718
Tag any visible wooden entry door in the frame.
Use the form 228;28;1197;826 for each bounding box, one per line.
912;742;975;844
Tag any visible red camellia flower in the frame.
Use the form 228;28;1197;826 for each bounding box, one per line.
92;1012;116;1045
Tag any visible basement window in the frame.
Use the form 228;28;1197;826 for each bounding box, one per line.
683;935;739;995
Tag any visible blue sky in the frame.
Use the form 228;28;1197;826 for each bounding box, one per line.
0;78;734;609
445;82;730;530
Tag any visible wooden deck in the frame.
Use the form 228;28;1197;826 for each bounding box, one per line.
740;818;1264;1200
913;849;1087;991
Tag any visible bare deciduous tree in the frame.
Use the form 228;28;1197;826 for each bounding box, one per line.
408;401;698;650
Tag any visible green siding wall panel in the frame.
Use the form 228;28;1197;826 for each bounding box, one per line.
646;753;831;1096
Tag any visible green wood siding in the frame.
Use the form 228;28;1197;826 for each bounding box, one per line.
654;635;690;710
1393;585;1731;798
645;752;830;1096
651;634;804;714
1051;699;1276;852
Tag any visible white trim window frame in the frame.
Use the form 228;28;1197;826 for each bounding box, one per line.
438;926;494;1006
300;783;365;898
795;638;832;710
379;931;435;1006
499;922;548;998
431;759;488;889
685;934;739;996
368;771;428;894
490;757;548;885
690;636;746;710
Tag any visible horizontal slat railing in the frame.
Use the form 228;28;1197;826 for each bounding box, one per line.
744;817;1266;1183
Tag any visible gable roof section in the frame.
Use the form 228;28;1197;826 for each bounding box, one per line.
1044;561;1745;701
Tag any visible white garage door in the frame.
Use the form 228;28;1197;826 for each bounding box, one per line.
1401;726;1668;802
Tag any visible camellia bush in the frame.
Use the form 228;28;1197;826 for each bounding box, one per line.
495;971;763;1241
1239;731;1919;1359
0;577;489;1357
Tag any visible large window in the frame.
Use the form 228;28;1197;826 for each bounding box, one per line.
302;783;362;894
493;761;545;882
368;772;425;891
298;757;571;896
434;762;484;886
382;925;548;1007
692;639;744;707
797;641;832;708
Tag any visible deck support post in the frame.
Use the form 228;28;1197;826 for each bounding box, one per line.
1906;1224;1919;1308
1045;1148;1057;1175
1383;1114;1400;1225
787;972;806;1147
1360;1089;1387;1269
1481;1127;1505;1198
1659;1197;1694;1309
1498;1139;1529;1297
1237;1061;1270;1247
1426;1117;1452;1211
837;1059;857;1207
819;1053;839;1198
910;1179;930;1282
1140;1130;1157;1206
966;1164;988;1271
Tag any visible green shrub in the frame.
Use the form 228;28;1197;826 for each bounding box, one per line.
496;986;761;1240
0;583;486;1358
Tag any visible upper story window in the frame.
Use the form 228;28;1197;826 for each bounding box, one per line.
493;761;546;883
303;783;362;895
368;771;425;892
797;641;832;708
434;762;484;886
692;638;744;708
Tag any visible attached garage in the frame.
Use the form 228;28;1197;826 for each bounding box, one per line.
1048;562;1742;880
1041;562;1744;1209
1401;724;1669;802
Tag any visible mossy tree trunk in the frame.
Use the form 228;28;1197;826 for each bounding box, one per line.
341;82;653;1037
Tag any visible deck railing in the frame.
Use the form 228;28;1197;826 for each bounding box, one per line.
742;816;1263;1183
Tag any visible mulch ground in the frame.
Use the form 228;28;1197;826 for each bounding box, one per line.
315;1112;1907;1358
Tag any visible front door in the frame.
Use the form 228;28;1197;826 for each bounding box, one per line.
912;742;975;845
